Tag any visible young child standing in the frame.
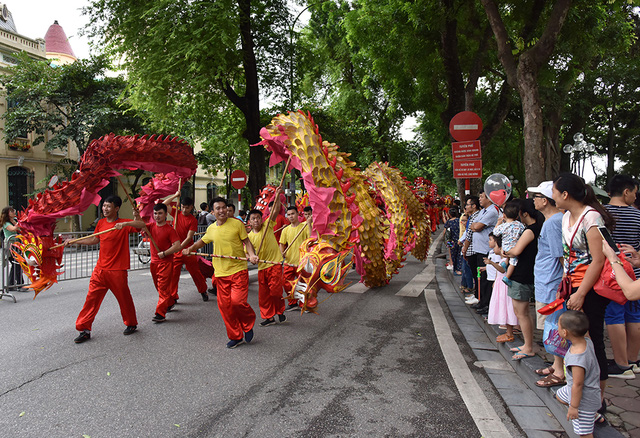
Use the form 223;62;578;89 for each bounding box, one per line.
492;200;525;287
556;310;602;437
485;234;519;342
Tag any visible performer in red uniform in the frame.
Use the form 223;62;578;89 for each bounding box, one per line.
185;197;259;348
162;193;209;302
72;196;140;343
248;190;286;326
126;203;181;323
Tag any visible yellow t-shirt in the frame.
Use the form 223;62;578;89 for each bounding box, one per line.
201;218;248;277
248;225;283;271
279;222;310;265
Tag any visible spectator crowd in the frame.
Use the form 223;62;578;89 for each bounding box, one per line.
445;172;640;437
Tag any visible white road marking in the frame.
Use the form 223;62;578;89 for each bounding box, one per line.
424;287;511;438
344;283;369;294
396;264;434;297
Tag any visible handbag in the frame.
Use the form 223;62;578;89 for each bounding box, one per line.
557;211;589;301
593;253;635;305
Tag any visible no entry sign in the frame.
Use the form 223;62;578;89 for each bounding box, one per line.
230;169;247;190
449;111;483;142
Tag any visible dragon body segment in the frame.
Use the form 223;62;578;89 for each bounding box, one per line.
257;111;431;311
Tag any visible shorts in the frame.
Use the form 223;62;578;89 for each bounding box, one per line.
605;300;640;325
535;301;548;330
507;280;534;302
556;385;598;435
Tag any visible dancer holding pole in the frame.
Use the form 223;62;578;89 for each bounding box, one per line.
71;196;140;343
162;192;209;303
184;197;259;348
280;205;310;311
247;188;287;327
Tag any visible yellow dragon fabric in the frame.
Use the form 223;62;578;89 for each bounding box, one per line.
256;111;430;312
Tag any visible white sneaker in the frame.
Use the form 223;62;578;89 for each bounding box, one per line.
465;298;479;305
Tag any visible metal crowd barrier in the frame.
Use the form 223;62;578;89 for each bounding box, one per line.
1;232;151;302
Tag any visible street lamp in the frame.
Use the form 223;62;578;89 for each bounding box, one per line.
409;146;429;167
563;133;595;177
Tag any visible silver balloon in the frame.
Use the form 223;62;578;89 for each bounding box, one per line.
563;144;574;153
573;132;584;142
483;173;513;206
587;143;596;152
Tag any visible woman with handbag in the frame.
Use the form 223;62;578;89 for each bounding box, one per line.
552;173;615;408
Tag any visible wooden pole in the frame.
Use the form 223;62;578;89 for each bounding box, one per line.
116;175;160;252
257;155;292;256
49;227;118;250
189;252;295;267
173;178;182;230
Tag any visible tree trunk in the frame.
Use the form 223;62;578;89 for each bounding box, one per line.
439;0;465;126
543;107;562;181
238;0;265;201
517;57;546;186
481;0;572;187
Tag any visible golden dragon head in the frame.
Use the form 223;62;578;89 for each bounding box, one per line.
285;238;353;313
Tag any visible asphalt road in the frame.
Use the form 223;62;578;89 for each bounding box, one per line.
1;256;488;438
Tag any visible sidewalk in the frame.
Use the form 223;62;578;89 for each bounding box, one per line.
434;236;638;437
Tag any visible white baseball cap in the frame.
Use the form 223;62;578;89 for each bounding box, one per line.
527;181;554;199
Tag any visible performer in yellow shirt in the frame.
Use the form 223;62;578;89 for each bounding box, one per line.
247;190;286;326
280;206;311;311
184;197;259;348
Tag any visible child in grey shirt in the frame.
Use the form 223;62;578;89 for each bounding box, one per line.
555;310;602;437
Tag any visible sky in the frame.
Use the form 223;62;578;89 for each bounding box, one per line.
8;0;92;60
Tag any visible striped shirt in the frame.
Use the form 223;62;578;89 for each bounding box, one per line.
463;211;479;256
605;204;640;277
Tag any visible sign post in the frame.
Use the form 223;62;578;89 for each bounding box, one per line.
230;169;248;211
450;111;483;195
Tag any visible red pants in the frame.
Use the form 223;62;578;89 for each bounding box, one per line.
151;260;175;317
76;269;137;331
171;253;208;300
283;265;299;306
258;264;285;319
216;270;255;340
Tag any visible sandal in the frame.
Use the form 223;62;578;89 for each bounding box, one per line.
509;346;523;353
512;351;535;361
535;366;555;376
496;334;514;343
535;373;565;387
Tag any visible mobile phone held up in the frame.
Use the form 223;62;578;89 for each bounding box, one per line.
598;226;620;254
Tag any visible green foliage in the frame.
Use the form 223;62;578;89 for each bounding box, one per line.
1;53;146;156
195;107;250;197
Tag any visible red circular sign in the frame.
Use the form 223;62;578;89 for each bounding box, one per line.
230;169;247;190
449;111;483;141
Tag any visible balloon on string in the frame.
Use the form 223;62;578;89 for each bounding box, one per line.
484;173;512;206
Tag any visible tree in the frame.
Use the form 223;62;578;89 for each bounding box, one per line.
1;53;145;157
84;0;291;199
195;108;251;198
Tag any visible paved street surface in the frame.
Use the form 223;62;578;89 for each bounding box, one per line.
1;248;521;437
